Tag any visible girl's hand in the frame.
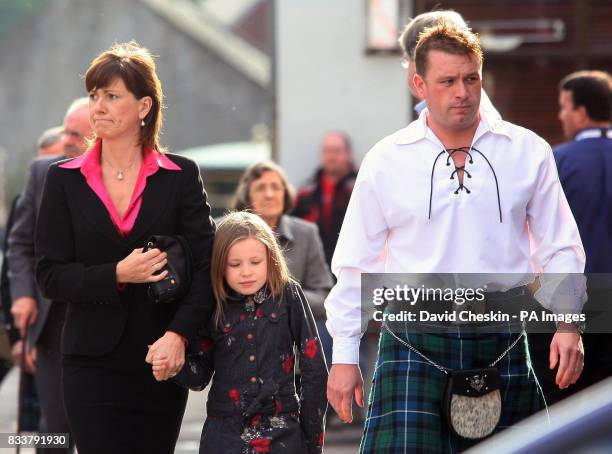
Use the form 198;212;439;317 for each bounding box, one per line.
145;331;186;381
116;248;168;284
151;354;168;381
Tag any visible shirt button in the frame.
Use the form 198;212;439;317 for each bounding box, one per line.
247;333;254;340
250;376;257;384
249;355;256;362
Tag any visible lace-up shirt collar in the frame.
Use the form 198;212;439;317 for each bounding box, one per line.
395;106;512;147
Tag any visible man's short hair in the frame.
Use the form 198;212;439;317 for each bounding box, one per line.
560;70;612;122
398;10;466;59
414;21;483;77
322;130;353;153
64;97;89;121
37;125;64;150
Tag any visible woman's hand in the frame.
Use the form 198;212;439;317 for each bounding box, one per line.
146;331;186;381
116;248;168;284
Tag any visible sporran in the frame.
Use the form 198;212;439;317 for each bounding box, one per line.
382;323;523;440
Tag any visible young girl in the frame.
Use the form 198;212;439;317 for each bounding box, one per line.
154;211;328;454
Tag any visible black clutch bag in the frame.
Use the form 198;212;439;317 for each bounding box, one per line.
143;235;192;304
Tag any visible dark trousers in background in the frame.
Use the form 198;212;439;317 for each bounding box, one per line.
34;302;74;454
0;325;11;384
0;320;41;434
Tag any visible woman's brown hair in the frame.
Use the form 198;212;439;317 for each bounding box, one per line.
85;41;164;151
211;211;291;326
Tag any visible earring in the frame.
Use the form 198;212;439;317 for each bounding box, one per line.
140;120;145;127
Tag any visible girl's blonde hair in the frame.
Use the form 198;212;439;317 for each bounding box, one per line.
211;211;291;326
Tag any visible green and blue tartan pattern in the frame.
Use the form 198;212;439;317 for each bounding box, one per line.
360;328;544;453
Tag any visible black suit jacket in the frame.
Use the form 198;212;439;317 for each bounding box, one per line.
1;196;21;345
35;153;215;357
8;155;64;346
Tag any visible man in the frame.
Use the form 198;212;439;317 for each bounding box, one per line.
325;22;585;452
6;122;67;372
293;131;357;266
398;10;499;119
37;126;65;157
8;97;90;452
1;195;41;431
531;71;612;405
292;131;363;401
0;123;66;422
1;196;24;383
555;71;612;274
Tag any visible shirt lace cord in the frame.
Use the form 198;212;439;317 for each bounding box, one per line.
429;146;503;223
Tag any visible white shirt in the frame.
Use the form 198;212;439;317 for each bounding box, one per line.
325;107;586;365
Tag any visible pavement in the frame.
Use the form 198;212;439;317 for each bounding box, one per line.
0;367;362;453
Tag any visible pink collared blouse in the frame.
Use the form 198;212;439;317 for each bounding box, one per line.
60;140;181;237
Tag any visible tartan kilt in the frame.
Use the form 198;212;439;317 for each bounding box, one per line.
360;328;544;454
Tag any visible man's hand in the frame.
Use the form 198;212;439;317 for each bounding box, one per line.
25;346;37;374
11;341;36;374
327;364;364;423
11;340;24;367
145;331;185;381
549;322;584;389
11;296;38;337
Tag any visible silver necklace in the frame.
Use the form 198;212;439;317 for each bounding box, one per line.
102;155;138;181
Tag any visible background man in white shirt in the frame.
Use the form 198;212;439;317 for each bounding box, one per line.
325;21;585;452
398;10;498;119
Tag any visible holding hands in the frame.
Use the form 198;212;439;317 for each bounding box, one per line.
146;331;186;381
120;249;185;380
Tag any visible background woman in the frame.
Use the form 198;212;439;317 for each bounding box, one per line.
35;42;215;454
232;161;333;354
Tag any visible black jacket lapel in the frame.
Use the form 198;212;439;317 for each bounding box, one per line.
68;172;126;246
127;170;179;244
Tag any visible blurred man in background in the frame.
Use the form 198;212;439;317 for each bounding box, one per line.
293;131;361;418
8;97;90;452
398;9;500;119
37;126;65;157
531;70;612;405
0;120;68;430
293;131;357;267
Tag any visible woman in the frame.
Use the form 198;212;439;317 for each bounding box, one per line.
35;42;215;454
232;161;334;360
